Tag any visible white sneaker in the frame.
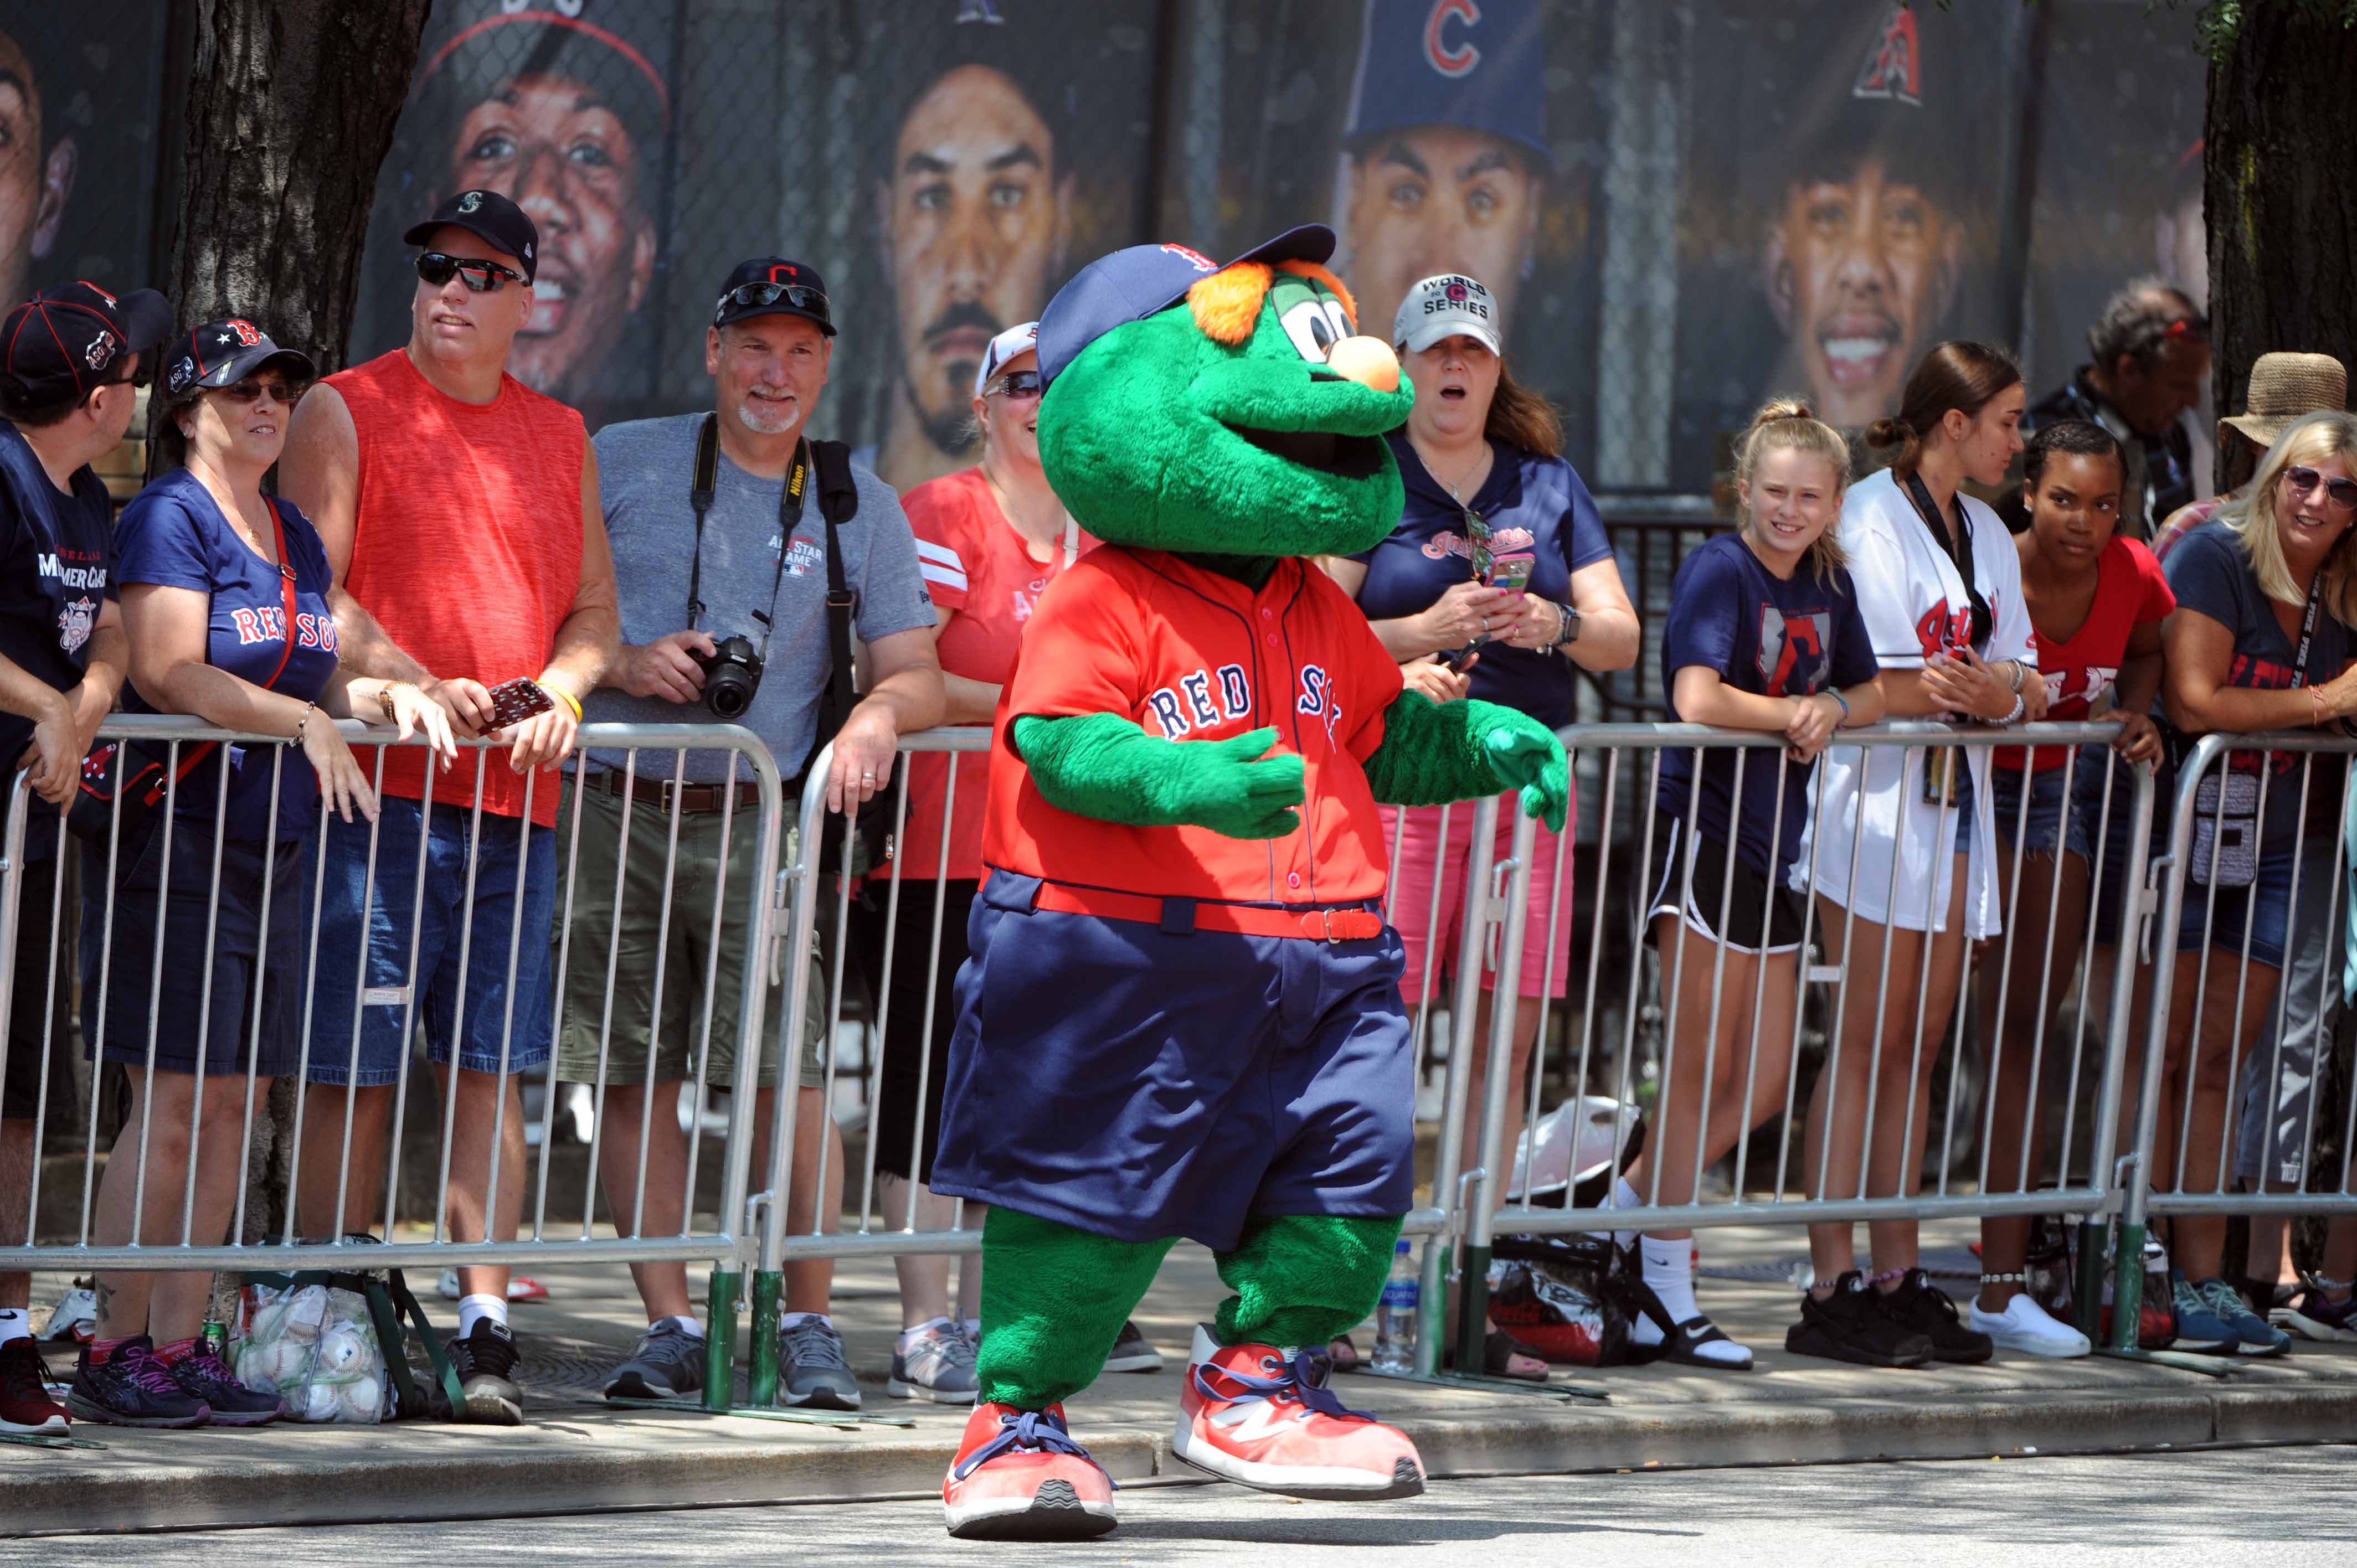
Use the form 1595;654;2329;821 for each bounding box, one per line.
41;1286;97;1344
1967;1292;2091;1358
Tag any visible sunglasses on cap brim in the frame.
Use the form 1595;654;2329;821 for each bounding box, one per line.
715;281;831;328
415;252;525;293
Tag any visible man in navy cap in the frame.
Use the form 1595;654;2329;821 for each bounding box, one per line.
1331;0;1550;353
0;278;164;1434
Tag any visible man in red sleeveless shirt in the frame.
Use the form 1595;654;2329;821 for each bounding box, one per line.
280;189;619;1424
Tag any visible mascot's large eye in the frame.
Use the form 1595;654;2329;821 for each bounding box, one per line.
1279;298;1340;364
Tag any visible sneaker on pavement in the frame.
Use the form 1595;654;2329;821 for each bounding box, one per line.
604;1321;706;1401
1171;1324;1425;1501
2276;1283;2357;1344
890;1319;979;1404
1103;1318;1163;1374
166;1344;284;1426
1878;1270;1994;1363
446;1318;524;1423
64;1338;209;1428
436;1270;548;1303
942;1401;1116;1541
2167;1270;2238;1354
1966;1291;2091;1358
40;1285;96;1345
2194;1276;2289;1357
0;1337;69;1435
780;1314;860;1411
1783;1272;1934;1368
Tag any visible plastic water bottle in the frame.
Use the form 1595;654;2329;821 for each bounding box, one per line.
1372;1239;1418;1374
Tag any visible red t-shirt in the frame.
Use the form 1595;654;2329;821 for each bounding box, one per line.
1998;535;2175;771
897;468;1093;882
982;549;1405;904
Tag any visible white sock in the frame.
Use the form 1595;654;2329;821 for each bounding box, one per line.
898;1315;953;1354
1636;1235;1750;1368
1585;1176;1645;1247
662;1314;705;1339
0;1307;28;1347
779;1311;831;1332
458;1294;508;1337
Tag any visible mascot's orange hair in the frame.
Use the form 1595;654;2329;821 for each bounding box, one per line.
1187;259;1359;345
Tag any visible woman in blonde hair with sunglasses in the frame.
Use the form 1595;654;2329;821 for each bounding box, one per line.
1601;400;1881;1368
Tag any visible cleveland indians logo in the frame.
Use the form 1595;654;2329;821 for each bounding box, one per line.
1913;603;1973;661
1852;4;1922;105
1424;0;1481;79
1757;607;1832;698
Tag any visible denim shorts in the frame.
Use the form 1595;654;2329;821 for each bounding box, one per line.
1990;763;2091;860
2075;745;2155;947
2173;832;2336;972
303;797;556;1086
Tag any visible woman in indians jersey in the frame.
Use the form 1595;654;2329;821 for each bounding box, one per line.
1973;420;2169;1360
1790;343;2044;1371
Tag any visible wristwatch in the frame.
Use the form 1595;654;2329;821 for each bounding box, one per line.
379;682;406;725
1552;600;1581;649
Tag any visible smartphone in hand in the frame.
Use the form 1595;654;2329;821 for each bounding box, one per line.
485;678;556;730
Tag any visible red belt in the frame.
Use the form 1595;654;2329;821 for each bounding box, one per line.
1031;883;1383;943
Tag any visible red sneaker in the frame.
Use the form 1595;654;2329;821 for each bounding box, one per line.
941;1401;1117;1540
1172;1325;1425;1499
1;1337;69;1436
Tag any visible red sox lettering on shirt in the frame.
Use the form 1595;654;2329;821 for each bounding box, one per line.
983;549;1407;904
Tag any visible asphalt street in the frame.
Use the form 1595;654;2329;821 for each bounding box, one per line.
9;1445;2347;1564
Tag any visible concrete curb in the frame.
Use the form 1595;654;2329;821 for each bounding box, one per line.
10;1378;2353;1535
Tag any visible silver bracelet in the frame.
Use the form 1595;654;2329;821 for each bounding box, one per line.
1995;692;2024;726
2008;659;2027;693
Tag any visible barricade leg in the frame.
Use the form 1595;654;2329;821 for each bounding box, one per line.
703;1263;743;1413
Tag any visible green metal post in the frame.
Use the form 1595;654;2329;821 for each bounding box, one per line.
1452;1241;1492;1377
703;1268;742;1412
747;1268;784;1406
2107;1220;2147;1353
2072;1219;2107;1343
1416;1241;1449;1375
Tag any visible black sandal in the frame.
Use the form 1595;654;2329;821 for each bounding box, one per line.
1441;1328;1550;1383
1629;1277;1754;1370
1324;1333;1361;1374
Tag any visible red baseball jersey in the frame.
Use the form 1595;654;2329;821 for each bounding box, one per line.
983;549;1406;904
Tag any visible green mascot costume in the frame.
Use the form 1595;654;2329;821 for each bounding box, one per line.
930;225;1567;1540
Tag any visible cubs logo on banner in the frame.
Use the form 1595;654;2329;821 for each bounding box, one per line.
1424;0;1480;79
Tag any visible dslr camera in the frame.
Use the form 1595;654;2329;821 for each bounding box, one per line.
692;635;764;719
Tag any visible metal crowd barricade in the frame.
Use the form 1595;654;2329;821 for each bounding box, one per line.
0;716;784;1415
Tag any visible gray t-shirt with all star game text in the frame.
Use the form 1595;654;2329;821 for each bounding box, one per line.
586;412;935;783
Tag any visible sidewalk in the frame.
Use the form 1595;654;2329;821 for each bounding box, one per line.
8;1216;2353;1535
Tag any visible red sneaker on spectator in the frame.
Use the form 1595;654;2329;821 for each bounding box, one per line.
1171;1326;1425;1500
0;1337;69;1435
942;1401;1116;1540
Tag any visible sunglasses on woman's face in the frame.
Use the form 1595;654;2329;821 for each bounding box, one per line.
2285;465;2357;513
415;251;524;293
984;370;1041;401
217;378;306;406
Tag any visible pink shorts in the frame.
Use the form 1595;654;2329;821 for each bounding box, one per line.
1380;798;1575;1006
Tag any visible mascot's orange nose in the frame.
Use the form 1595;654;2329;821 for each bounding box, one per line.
1326;335;1400;393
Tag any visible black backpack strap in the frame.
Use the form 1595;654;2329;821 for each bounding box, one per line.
808;439;861;747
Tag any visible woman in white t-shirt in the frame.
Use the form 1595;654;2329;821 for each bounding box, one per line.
1788;342;2045;1369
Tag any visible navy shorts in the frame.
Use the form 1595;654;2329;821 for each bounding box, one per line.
932;871;1417;1251
2175;833;2335;972
304;797;556;1087
1990;763;2090;860
81;816;308;1079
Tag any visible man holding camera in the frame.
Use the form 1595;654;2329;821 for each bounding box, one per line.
568;256;940;1407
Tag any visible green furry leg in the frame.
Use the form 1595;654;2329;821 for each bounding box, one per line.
976;1207;1175;1409
1212;1214;1404;1349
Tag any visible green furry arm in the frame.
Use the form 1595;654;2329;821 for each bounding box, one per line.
1010;713;1305;840
1362;691;1570;831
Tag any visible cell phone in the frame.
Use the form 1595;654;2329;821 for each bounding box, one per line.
486;677;557;730
1444;644;1480;674
1488;556;1533;593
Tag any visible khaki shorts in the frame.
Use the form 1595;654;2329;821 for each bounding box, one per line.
552;778;826;1091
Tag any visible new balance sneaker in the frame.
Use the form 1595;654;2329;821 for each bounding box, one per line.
604;1321;707;1401
2193;1276;2290;1357
1103;1318;1164;1374
163;1343;284;1426
779;1313;860;1411
1967;1292;2091;1359
446;1318;524;1423
942;1402;1116;1541
1171;1324;1425;1500
1784;1272;1934;1368
0;1337;69;1435
40;1284;96;1345
2277;1283;2357;1344
2168;1270;2238;1354
64;1338;209;1428
889;1318;979;1404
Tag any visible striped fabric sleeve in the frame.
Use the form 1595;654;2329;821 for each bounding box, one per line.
914;537;970;607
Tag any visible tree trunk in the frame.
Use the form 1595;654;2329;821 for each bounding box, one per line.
2203;8;2357;491
157;0;430;1241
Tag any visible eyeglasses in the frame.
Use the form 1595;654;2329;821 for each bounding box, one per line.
97;362;153;390
984;370;1041;400
415;252;524;293
2285;465;2357;513
215;378;306;406
1463;508;1494;582
714;282;831;328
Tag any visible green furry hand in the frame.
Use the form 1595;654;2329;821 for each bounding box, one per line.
1363;690;1568;829
1481;709;1571;832
1011;713;1305;839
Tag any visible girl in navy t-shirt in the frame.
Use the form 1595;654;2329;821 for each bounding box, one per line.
1606;400;1881;1369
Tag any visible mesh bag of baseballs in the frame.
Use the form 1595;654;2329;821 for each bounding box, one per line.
231;1262;464;1422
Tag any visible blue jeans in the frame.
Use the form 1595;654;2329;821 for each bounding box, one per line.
1991;763;2091;860
303;797;556;1086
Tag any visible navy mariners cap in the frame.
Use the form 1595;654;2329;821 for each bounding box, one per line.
713;257;834;337
1341;0;1550;171
1036;225;1335;390
161;319;318;406
404;189;539;283
0;281;173;404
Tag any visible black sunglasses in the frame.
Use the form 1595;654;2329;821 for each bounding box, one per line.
715;281;831;328
2285;465;2357;513
415;251;524;293
98;360;153;390
215;377;307;405
984;369;1041;400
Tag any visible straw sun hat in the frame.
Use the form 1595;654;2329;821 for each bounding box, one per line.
2221;352;2348;451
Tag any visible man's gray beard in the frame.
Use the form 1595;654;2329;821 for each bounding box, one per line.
736;397;801;437
908;373;979;457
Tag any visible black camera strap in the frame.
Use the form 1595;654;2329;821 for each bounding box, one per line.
687;412;805;665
